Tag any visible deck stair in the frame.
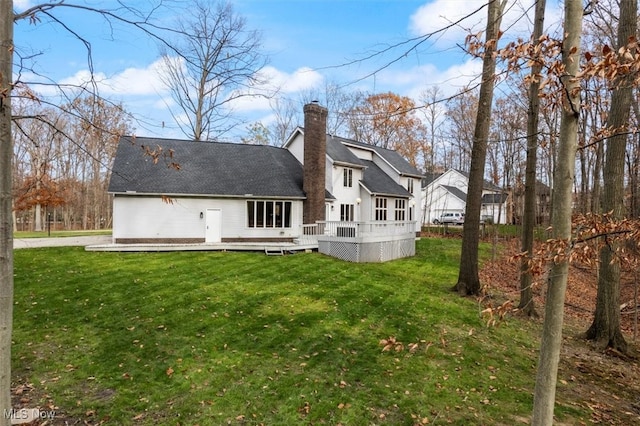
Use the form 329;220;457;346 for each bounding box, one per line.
264;246;285;256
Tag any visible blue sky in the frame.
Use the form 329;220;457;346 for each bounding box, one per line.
13;0;563;140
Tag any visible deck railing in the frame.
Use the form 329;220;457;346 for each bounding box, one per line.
299;220;415;243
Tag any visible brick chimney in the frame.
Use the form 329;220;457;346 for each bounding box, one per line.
303;101;328;224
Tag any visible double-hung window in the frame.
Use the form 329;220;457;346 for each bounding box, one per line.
395;199;406;220
343;168;353;187
375;198;387;221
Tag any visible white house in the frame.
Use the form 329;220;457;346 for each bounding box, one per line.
421;169;508;225
108;103;422;261
284;131;423;230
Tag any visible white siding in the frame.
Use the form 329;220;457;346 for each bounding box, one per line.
287;133;305;164
348;146;374;161
422;186;465;224
113;196;304;240
480;201;507;224
404;176;422;232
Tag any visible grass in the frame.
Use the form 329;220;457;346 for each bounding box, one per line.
424;224;550;241
14;229;112;238
12;239;588;425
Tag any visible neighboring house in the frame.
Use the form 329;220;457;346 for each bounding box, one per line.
512;180;551;225
421;169;509;225
108;102;422;261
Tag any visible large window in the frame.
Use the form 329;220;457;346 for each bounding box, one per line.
247;201;292;228
375;198;387;221
340;204;354;221
343;168;353;187
395;199;406;220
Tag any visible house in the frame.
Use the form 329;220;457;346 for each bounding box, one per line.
511;179;551;225
421;169;508;225
107;102;422;261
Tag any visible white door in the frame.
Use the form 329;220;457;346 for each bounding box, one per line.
205;209;222;243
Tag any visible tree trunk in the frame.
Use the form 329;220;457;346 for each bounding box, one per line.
518;0;546;318
34;159;42;231
584;0;636;353
454;0;505;295
0;1;14;424
532;0;583;423
591;126;604;214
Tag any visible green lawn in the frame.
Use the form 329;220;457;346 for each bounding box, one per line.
11;239;586;425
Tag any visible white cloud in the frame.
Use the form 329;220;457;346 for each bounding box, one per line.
257;66;324;94
410;0;564;47
410;0;487;43
14;0;32;11
230;66;324;113
376;58;482;102
58;58;168;97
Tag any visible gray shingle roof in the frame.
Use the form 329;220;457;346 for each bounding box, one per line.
481;193;508;204
339;138;423;177
109;136;305;198
360;160;412;198
442;185;468;202
422;172;442;188
456;169;503;192
326;136;364;167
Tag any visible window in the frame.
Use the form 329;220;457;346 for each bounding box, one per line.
343;168;353;187
340;204;354;221
395;199;406;220
407;178;414;193
375;198;387;221
247;201;292;228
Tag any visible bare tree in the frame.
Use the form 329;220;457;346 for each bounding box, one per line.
532;0;583;422
268;97;299;146
584;0;636;353
159;0;268;141
444;88;478;172
0;0;14;422
454;0;506;296
3;2;176;420
419;86;445;173
519;0;547;318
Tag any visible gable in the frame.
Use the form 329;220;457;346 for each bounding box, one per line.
109;136;305;198
336;138;422;178
327;136;365;168
425;169;504;193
